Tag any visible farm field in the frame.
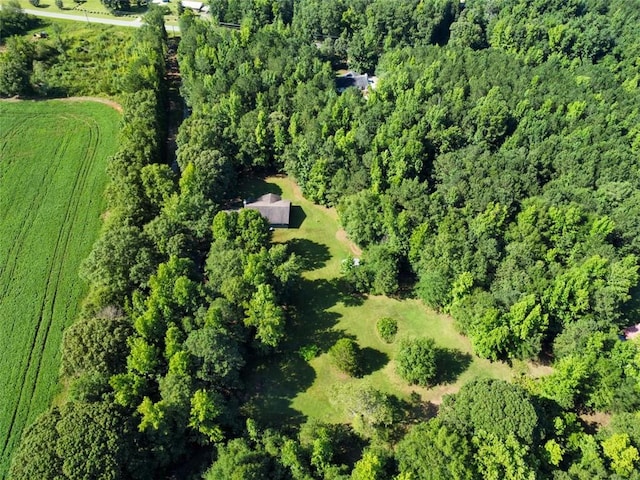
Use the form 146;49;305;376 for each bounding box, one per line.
0;100;119;476
244;176;526;426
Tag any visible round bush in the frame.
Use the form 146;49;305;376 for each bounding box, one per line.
329;338;361;376
376;317;398;343
396;338;437;386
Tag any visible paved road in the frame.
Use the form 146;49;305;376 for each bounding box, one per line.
22;8;180;32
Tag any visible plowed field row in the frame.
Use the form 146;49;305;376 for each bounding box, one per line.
0;100;119;477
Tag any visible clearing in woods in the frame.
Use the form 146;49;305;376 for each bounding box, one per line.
242;176;538;426
0;100;119;476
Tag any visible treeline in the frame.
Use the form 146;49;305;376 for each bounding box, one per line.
9;8;171;479
197;378;640;479
208;0;459;73
10;6;306;479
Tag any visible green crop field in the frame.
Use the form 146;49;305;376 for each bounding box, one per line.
0;99;119;476
243;176;534;426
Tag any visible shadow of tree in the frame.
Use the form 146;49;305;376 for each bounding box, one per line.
434;348;472;385
242;354;314;428
287;238;330;272
359;347;389;377
235;176;283;199
287;278;348;352
289;205;306;229
332;278;365;307
243;277;354;426
405;393;440;424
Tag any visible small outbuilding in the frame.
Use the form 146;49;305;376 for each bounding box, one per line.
336;71;377;94
245;193;291;228
623;323;640;340
181;0;203;11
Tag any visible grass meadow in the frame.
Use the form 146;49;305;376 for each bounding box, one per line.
0;100;119;476
243;176;521;427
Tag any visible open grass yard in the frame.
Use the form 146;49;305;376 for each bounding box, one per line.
243;176;526;426
0;100;119;476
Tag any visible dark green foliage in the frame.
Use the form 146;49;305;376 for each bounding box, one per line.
204;438;272;480
338;191;386;247
0;1;34;41
293;0;458;72
396;419;475;480
61;309;133;378
396;338;437;386
10;402;137;480
376;317;397;343
440;378;543;445
0;36;34;97
185;327;245;387
81;220;156;311
537;331;640;412
340;385;399;440
298;344;320;361
328;338;361;377
212;209;271;254
8;408;62;480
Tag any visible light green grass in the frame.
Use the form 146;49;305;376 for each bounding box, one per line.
16;0;144;19
18;0;183;24
0;100;120;477
243;176;515;426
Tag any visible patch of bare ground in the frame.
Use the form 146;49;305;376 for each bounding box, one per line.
525;361;554;378
336;229;362;256
580;411;612;429
0;96;122;113
58;96;123;113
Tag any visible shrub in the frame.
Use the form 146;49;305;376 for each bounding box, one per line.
28;0;40;6
377;317;398;343
396;338;437;386
298;344;320;361
329;338;361;376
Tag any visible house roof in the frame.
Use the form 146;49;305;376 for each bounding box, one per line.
336;71;370;91
182;0;203;10
246;193;291;226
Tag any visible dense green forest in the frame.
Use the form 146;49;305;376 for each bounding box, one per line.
6;0;640;478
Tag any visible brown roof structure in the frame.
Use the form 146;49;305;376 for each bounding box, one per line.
245;193;291;227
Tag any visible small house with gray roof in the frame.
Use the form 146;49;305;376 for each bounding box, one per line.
245;193;291;227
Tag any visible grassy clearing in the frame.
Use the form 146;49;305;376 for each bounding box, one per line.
243;176;517;426
0;99;119;476
31;20;134;97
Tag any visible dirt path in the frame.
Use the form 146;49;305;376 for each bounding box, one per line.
1;96;123;113
335;229;362;257
164;37;183;169
58;96;123;113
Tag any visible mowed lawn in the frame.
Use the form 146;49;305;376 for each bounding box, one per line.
244;176;516;426
0;100;119;476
